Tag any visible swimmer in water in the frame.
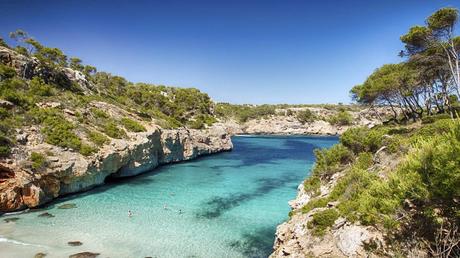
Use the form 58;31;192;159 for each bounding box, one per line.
128;210;133;217
163;204;168;210
178;209;182;214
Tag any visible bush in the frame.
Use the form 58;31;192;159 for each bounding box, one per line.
340;127;387;154
312;144;353;178
30;152;46;170
0;64;16;80
121;117;146;132
39;111;82;150
188;115;217;129
303;176;321;196
421;113;452;124
402;120;460;200
296;109;316;124
29;77;55;96
103;121;126;139
79;144;97;156
328;110;353;126
0;134;11;157
91;108;110;119
87;131;109;146
307;209;339;236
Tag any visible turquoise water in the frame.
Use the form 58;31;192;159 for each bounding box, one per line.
0;135;337;258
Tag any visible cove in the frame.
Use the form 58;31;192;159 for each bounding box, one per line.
0;135;337;258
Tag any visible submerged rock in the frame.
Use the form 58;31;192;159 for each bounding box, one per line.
3;217;19;223
68;241;83;246
58;203;77;209
38;212;55;218
34;253;47;258
69;252;100;258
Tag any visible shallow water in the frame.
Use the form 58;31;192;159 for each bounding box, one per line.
0;135;337;258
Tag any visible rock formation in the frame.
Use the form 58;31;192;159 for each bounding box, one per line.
0;125;232;212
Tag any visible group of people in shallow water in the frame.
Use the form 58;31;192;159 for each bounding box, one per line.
128;193;183;217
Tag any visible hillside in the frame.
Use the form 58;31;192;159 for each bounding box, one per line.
0;34;390;212
270;7;460;258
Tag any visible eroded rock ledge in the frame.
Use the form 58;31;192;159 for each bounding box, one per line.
0;125;232;212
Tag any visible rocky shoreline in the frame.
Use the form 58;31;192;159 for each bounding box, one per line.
219;107;392;136
0;125;232;212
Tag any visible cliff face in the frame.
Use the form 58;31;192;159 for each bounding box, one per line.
0;126;232;212
221;107;393;136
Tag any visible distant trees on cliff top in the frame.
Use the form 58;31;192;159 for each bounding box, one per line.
351;7;460;121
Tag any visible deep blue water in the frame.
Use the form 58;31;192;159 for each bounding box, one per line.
0;135;337;258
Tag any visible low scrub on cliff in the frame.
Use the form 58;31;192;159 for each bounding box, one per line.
296;109;317;124
121;117;146;132
300;118;460;255
307;208;340;236
327;110;353;126
215;103;276;122
30;152;47;171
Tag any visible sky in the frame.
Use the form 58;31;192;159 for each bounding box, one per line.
1;0;459;104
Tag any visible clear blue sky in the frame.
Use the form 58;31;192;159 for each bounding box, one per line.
1;0;459;104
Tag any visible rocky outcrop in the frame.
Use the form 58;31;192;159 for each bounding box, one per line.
0;46;94;93
271;173;385;258
222;107;394;136
0;125;232;212
270;146;408;257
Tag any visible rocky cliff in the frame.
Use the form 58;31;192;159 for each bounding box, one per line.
0;125;232;212
269;174;385;258
221;106;393;136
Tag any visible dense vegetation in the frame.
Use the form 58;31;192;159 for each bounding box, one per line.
300;117;460;255
351;8;460;122
298;8;460;256
0;30;220;158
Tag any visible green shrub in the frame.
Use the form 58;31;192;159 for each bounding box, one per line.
29;77;55;96
39;111;82;150
307;209;339;236
91;108;109;119
0;64;16;80
87;131;109;146
340;127;387;154
187;115;217;129
301;197;329;214
328;110;353;126
120;117;146;132
103;121;126;139
421;113;452;124
0;134;11;157
0;107;9;119
30;152;46;170
312;144;353;178
303;176;321;196
415;119;453;139
79;144;97;156
296;109;316;124
402;121;460;200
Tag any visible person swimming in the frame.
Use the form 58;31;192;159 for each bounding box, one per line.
163;204;168;210
128;210;133;217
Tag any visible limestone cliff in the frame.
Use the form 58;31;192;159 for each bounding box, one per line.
221;106;393;136
0;125;232;212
